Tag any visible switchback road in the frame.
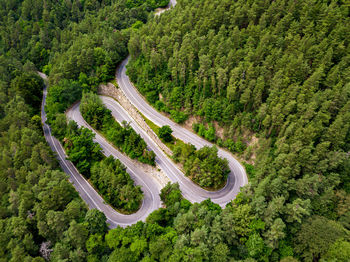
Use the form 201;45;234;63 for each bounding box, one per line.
40;0;248;228
100;95;247;206
39;0;177;228
40;75;161;228
115;56;248;205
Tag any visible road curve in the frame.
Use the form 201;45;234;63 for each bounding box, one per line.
40;73;161;228
116;62;248;205
66;103;162;225
39;0;247;228
101;96;243;206
38;0;178;228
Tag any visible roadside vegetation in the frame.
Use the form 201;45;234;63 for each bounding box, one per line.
173;142;229;189
49;108;144;214
143;118;229;189
1;0;350;261
127;0;350;260
80;92;156;165
0;57;111;262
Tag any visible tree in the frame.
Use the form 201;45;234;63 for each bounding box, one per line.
246;233;265;258
294;216;349;261
65;220;89;249
160;182;182;207
84;209;108;235
158;125;173;142
65;127;102;174
86;234;106;255
321;239;350;262
264;218;286;249
211;243;229;262
10;73;43;113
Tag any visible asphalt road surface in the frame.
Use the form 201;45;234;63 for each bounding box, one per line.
40;73;161;228
100;96;247;207
116;56;248;206
38;0;178;228
39;0;248;228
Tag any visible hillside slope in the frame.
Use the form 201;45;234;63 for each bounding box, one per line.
126;0;350;260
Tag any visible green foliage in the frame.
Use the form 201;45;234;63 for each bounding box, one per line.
0;58;110;262
0;0;163;76
245;233;265;258
65;126;103;175
10;72;43;114
321;238;350;262
80;92;112;130
90;157;143;213
173;141;229;189
2;0;350;261
80;92;156;165
127;0;350;260
126;0;170;9
84;209;108;235
160;182;182;207
243;162;256;179
294;216;350;261
170;110;188;124
45;79;82;138
158;125;173;142
193;123;217;142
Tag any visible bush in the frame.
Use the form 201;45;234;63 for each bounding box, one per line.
170;110;188;123
158;125;173;142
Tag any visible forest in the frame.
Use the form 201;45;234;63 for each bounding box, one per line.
1;0;350;261
80;92;156;165
173;142;229;189
126;0;350;260
62;120;144;213
0;53;112;262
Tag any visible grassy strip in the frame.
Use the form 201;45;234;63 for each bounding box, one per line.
138;111;179;151
110;79;118;88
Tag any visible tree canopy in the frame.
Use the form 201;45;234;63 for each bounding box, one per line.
80;92;156;165
1;0;349;261
158;125;173;142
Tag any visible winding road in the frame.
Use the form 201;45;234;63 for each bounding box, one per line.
40;73;161;228
98;96;247;206
115;58;248;204
69;95;244;207
40;0;248;228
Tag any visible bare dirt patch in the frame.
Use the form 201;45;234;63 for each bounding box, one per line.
183;115;200;131
213;121;225;140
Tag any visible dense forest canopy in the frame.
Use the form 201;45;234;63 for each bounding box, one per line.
126;0;350;260
0;0;350;261
173;142;230;189
0;53;112;262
